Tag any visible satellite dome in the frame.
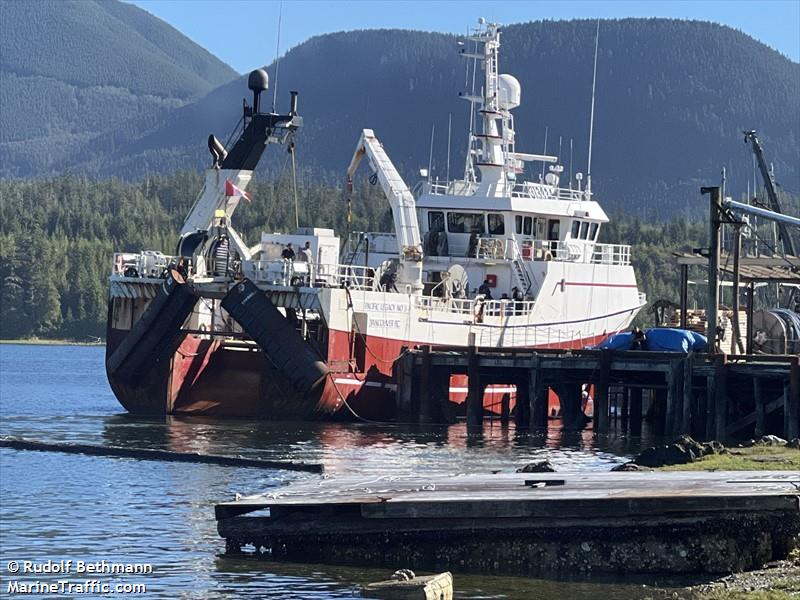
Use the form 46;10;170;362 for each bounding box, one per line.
498;74;521;110
248;69;269;92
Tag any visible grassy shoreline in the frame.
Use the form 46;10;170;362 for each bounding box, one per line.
659;445;800;471
0;338;104;346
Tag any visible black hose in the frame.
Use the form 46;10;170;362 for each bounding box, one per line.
0;437;323;473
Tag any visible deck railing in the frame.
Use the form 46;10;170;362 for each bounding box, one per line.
419;179;590;202
414;295;536;318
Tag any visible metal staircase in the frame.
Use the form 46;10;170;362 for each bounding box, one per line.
511;258;533;295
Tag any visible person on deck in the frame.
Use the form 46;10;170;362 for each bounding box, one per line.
379;269;399;293
299;241;313;263
478;279;493;299
512;286;524;314
631;327;646;350
281;243;295;261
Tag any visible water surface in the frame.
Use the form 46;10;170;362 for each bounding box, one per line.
1;344;681;598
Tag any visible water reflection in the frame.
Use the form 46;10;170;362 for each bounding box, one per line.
0;344;674;599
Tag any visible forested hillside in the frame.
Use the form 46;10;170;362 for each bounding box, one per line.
0;172;750;340
8;18;794;218
0;172;392;338
0;0;238;177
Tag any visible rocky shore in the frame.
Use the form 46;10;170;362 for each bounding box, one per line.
613;435;800;471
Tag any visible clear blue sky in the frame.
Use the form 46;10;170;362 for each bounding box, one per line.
129;0;800;73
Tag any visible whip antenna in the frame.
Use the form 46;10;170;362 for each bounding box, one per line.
272;1;284;112
586;19;600;198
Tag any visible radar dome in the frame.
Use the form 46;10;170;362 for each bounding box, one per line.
498;74;521;110
248;69;269;92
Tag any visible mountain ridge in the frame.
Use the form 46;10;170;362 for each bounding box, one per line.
2;15;798;219
0;0;239;175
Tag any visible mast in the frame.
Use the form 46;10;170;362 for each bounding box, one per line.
459;19;518;197
586;20;600;199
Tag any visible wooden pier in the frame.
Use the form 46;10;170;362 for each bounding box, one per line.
216;471;800;576
395;347;799;440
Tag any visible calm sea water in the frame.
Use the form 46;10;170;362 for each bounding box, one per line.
0;344;681;599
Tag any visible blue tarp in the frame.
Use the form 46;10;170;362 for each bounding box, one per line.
594;332;634;351
593;328;708;353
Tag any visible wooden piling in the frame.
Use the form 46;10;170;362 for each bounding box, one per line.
786;356;799;440
621;388;630;432
466;344;482;432
682;354;693;435
593;350;611;433
529;355;547;429
393;347;794;438
754;378;765;438
653;388;667;436
396;351;414;422
558;383;582;429
500;393;510;426
630;387;643;435
714;354;728;441
514;379;529;429
705;370;716;441
665;360;681;436
419;345;432;424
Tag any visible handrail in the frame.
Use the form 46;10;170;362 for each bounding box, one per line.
471;238;631;266
415;294;536;318
423;178;589;202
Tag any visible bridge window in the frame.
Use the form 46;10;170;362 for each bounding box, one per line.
571;220;580;238
428;211;444;232
488;213;505;235
590;222;599;240
447;212;485;234
547;219;560;241
580;221;590;239
516;215;533;235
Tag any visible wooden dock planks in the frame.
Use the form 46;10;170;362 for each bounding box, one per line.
216;471;800;576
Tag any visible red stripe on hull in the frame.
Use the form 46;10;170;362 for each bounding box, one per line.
321;329;616;420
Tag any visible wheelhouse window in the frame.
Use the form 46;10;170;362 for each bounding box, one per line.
428;211;444;232
447;212;485;234
571;220;580;238
488;213;505;235
535;218;545;239
516;215;534;236
547;219;560;241
580;221;590;239
590;222;599;240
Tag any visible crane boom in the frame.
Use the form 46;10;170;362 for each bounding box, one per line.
743;130;796;256
346;129;423;291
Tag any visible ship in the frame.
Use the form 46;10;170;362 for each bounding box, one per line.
106;20;646;421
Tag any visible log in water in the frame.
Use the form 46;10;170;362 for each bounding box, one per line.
0;436;324;473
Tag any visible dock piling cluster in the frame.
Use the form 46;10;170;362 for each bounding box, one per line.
397;347;799;439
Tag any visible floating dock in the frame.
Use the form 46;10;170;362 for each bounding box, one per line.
216;471;800;576
396;347;799;439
